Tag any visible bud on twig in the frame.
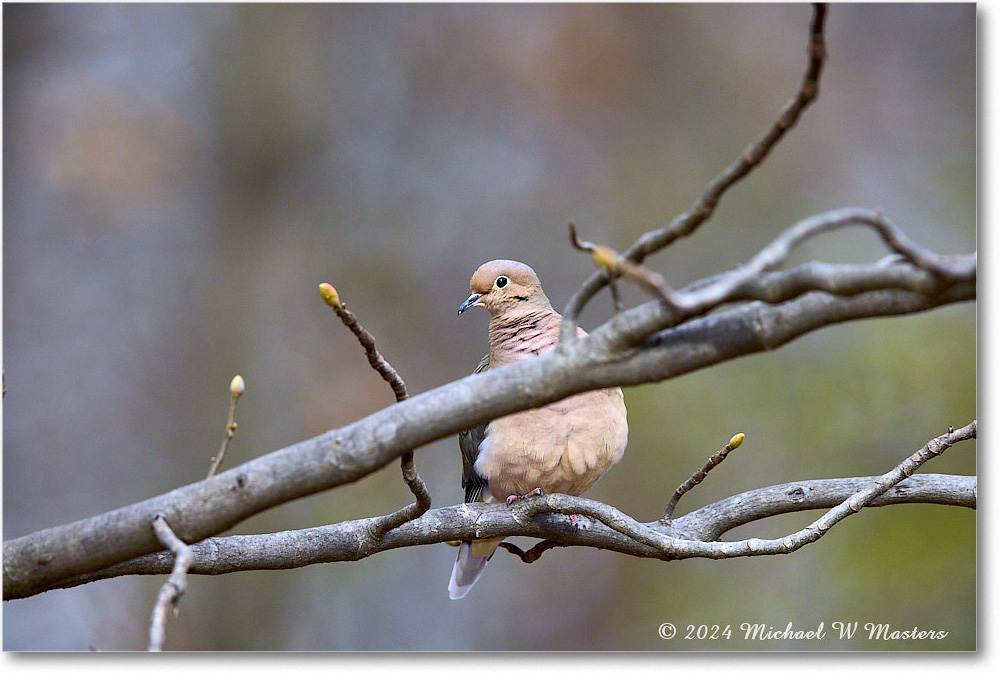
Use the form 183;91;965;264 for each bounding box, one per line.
318;283;341;309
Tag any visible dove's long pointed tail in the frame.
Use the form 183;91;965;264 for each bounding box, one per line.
448;541;498;599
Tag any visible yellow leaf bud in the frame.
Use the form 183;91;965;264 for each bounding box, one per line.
318;282;341;308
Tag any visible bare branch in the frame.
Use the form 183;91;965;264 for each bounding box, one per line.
207;375;245;478
662;433;745;523
319;282;431;539
568;221;682;309
634;1;828;257
693;419;976;558
596;207;975;351
319;283;408;401
147;515;192;652
38;469;974;593
679;465;977;543
561;2;829;342
674;207;974;315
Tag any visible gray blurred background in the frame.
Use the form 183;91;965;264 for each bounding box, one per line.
2;3;975;651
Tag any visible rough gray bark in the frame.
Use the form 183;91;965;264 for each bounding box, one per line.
16;473;978;596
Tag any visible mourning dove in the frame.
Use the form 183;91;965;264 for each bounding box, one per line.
448;259;628;599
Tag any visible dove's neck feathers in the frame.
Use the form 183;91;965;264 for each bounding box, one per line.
487;303;565;368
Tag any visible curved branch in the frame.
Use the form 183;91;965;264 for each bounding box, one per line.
678;208;973;310
678;473;977;542
32;473;975;595
596;208;975;351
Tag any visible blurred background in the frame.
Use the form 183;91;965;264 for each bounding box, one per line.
2;3;975;651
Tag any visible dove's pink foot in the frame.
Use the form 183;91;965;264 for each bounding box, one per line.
505;488;544;505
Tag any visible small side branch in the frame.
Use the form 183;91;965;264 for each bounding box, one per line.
148;515;193;652
319;283;408;401
319;283;431;538
568;222;682;309
369;452;433;540
207;375;245;478
661;433;745;523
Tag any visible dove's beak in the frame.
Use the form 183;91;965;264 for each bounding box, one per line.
458;293;483;315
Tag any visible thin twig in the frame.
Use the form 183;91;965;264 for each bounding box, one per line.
319;283;408;401
568;222;682;309
560;2;828;342
661;433;744;523
319;283;431;537
148;515;193;652
207;375;245;478
628;2;828;260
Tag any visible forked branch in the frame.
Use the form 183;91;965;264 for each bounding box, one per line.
560;2;829;342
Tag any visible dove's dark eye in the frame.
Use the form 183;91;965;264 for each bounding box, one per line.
494;276;509;289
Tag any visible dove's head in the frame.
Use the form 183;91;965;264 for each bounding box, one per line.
458;259;554;317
